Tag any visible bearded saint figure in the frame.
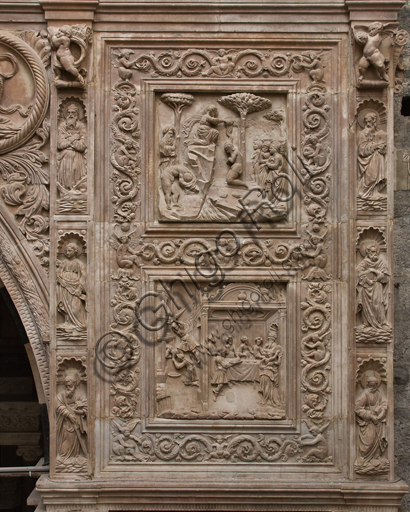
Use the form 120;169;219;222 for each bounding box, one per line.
57;103;87;191
354;372;389;474
356;241;389;331
56;370;87;462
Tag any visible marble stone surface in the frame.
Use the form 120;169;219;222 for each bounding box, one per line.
0;0;406;510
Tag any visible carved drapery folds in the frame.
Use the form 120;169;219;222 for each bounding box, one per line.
55;357;88;473
351;19;403;482
107;45;333;468
355;358;389;475
56;232;87;343
56;97;88;213
353;23;409;91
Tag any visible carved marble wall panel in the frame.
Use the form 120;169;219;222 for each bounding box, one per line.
0;1;404;510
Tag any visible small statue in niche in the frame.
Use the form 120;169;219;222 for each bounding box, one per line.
354;22;389;85
57;103;87;193
48;25;91;88
357;110;387;205
57;241;87;335
224;141;247;188
56;368;87;470
356;239;390;342
355;370;389;474
110;225;142;270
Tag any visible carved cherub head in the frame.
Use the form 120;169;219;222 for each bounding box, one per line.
254;337;263;346
240;336;249;345
368;22;383;36
224;141;234;154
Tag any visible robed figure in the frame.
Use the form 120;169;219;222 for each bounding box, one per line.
56;371;87;464
57;242;87;332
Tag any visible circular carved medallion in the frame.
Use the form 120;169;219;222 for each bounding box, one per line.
0;32;49;155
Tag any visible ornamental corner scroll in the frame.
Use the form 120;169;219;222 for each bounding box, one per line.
108;45;333;466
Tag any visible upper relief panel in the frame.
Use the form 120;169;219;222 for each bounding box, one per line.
156;91;287;223
110;46;333;234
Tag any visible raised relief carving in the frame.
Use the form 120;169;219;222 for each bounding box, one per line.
356;100;387;212
0;120;50;269
0;32;49;155
110;418;301;464
48;25;92;88
56;233;87;342
158;92;290;222
57;98;87;213
353;23;409;90
355;358;389;475
154;282;286;420
113;48;329;90
56;358;87;473
356;228;391;343
16;30;51;68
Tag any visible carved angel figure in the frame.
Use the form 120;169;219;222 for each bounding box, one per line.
111;419;146;462
354;22;390;84
357;111;387;202
48;25;91;87
354;372;389;474
57;242;87;333
224;141;247;188
110;226;142;269
56;370;87;464
57;103;87;192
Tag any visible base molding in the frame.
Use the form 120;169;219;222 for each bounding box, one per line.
37;475;408;512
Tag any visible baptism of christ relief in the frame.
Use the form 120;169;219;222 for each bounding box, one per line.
156;92;289;223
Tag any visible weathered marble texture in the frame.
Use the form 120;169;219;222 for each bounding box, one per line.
0;0;405;510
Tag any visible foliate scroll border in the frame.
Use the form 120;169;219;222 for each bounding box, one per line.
108;45;333;465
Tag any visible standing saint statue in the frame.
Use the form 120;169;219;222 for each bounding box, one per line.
356;241;389;334
56;369;87;467
357;111;387;202
57;242;87;333
57;103;87;192
354;372;389;474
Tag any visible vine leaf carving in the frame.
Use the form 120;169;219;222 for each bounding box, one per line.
0;119;50;268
